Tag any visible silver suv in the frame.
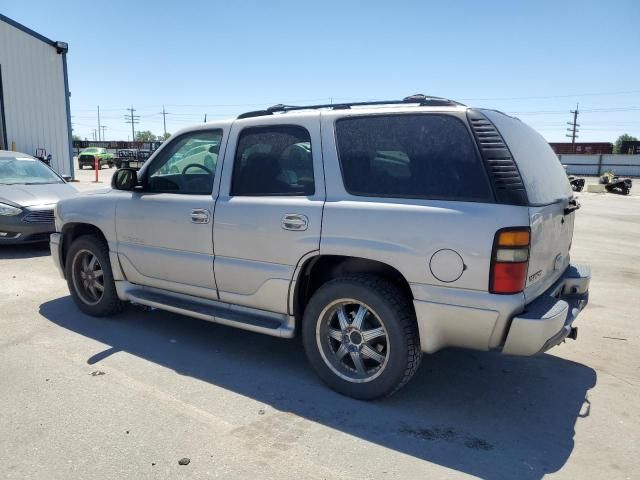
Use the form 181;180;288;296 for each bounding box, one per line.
51;95;590;399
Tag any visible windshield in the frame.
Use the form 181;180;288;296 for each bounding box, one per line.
0;156;63;185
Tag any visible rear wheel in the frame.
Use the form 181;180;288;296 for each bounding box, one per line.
65;235;124;317
302;275;421;399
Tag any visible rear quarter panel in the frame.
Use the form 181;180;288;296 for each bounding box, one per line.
320;198;528;290
320;110;530;291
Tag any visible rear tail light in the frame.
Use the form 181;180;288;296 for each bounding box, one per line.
490;228;530;294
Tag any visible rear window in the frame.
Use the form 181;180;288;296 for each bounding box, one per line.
483;110;572;205
335;114;492;201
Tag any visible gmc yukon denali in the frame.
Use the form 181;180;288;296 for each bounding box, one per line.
51;95;590;399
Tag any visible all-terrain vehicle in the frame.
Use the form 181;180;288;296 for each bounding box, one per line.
600;171;632;195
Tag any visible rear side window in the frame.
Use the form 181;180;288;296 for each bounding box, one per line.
483;110;572;205
335;115;492;201
231;125;314;196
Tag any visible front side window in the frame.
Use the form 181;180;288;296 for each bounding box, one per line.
336;115;492;201
231;125;314;196
145;130;222;194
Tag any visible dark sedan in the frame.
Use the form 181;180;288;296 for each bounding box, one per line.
0;151;77;244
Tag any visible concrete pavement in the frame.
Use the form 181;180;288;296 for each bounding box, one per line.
0;184;638;479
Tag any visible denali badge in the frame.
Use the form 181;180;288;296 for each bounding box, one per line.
554;254;564;271
528;270;542;282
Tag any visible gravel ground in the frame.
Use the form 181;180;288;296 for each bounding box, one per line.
0;178;638;479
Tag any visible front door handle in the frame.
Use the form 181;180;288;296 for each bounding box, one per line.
191;209;211;224
282;213;308;231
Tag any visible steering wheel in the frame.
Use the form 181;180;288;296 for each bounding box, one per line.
181;163;212;175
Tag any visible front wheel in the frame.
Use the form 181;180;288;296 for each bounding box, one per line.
302;275;421;400
65;234;124;317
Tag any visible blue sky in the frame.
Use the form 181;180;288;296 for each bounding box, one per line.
2;0;639;142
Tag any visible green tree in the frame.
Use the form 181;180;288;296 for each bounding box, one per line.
135;130;156;142
614;134;638;154
72;134;81;141
160;132;171;141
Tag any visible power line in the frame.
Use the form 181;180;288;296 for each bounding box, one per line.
509;107;640;115
460;89;640;101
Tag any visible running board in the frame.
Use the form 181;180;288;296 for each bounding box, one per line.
115;282;295;338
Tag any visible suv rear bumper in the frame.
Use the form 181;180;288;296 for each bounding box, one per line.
411;263;590;355
502;264;590;356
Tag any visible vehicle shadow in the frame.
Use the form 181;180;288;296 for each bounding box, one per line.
0;243;50;259
40;296;596;480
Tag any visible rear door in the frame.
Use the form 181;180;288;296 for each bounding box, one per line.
483;110;575;301
213;114;324;314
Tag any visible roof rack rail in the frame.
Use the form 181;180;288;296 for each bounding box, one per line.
236;94;465;119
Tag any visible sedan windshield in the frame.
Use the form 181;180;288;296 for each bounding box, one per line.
0;156;63;185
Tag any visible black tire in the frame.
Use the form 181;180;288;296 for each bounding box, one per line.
302;275;421;400
65;234;125;317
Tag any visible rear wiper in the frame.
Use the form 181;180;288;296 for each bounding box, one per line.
564;198;580;215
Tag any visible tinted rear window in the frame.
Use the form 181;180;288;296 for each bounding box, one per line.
335;114;492;201
483;110;572;205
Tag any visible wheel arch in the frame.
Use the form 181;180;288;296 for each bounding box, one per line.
60;223;110;270
290;254;414;323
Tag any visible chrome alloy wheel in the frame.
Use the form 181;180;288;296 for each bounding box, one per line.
71;249;105;306
316;299;390;383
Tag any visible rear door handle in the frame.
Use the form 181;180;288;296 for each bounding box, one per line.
282;213;308;231
191;209;211;224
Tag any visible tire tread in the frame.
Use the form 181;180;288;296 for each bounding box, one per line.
303;274;422;399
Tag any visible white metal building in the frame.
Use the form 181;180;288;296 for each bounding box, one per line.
0;14;73;176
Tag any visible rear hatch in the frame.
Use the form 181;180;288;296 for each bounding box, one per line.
526;200;574;300
482;110;575;302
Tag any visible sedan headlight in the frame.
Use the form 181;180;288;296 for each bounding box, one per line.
0;203;22;216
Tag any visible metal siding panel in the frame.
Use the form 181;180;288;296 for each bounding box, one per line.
559;154;600;165
564;165;599;176
602;155;640;166
0;20;71;175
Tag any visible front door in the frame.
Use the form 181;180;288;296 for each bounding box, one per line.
116;128;225;300
214;115;325;314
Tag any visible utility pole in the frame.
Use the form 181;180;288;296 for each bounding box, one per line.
125;106;140;142
92;129;97;141
203;113;207;123
97;106;101;141
566;103;580;153
160;105;169;137
100;125;107;141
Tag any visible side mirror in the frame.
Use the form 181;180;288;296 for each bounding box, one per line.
62;175;72;182
111;168;139;191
